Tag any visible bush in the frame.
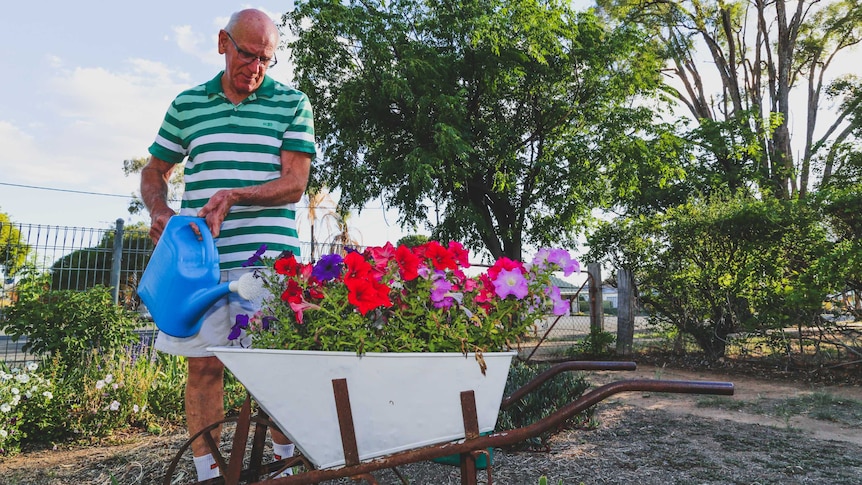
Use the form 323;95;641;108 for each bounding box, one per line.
2;283;140;367
0;361;59;455
496;361;592;450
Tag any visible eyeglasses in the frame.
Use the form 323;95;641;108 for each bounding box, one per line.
225;31;278;68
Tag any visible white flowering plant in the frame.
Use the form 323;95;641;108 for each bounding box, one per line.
229;241;580;368
0;362;55;455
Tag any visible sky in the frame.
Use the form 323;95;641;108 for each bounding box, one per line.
0;1;412;247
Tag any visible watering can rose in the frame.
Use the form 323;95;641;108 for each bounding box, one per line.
229;241;579;355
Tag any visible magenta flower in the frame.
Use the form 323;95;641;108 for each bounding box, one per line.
532;248;579;276
492;268;529;299
546;285;569;315
430;271;455;308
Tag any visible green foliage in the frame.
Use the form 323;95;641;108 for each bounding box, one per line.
2;283;141;366
285;0;665;260
0;212;31;277
570;330;616;358
496;361;592;450
62;350;160;439
141;353;186;425
0;361;58;455
49;227;153;295
245;244;577;356
588;192;831;360
396;234;429;248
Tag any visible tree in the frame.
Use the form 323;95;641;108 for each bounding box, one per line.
123;157;184;216
284;0;665;260
50;223;153;308
0;210;30;278
588;192;830;360
598;0;862;198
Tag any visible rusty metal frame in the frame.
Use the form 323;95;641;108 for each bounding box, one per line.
175;361;734;485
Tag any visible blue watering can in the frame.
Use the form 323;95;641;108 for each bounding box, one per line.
138;216;233;338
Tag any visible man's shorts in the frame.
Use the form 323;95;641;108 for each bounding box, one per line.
153;268;256;357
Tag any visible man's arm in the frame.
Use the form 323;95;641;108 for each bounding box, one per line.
197;150;312;237
140;156;177;243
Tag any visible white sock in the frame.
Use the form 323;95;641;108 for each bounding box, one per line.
193;453;220;480
272;442;295;476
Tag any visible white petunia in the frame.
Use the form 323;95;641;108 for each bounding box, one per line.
96;380;105;390
43;391;53;399
104;374;114;384
0;403;10;413
109;400;120;411
26;362;38;372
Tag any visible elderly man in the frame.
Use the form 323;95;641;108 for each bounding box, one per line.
140;8;315;480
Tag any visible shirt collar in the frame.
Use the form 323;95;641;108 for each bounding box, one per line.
205;71;276;100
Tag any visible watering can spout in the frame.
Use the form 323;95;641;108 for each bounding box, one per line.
139;216;227;338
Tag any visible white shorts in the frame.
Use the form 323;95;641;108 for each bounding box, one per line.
154;268;256;357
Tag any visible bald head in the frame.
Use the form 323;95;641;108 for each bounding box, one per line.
218;8;280;102
225;9;279;44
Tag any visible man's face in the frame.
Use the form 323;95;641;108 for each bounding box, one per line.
219;29;277;97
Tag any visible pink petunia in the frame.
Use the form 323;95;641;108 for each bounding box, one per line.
492;268;529;299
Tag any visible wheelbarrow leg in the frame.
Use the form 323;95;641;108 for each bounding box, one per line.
223;395;253;485
459;390;486;485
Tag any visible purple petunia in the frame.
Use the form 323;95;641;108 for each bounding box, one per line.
242;244;268;267
545;285;569;315
492;268;529;299
312;253;344;281
429;272;452;306
229;314;250;340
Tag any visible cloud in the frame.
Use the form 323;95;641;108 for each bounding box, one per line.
172;24;222;67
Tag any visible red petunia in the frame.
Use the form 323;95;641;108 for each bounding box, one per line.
274;254;302;276
345;276;393;315
487;257;525;280
421;241;458;271
280;279;303;305
447;241;470;268
395;245;421;281
343;251;373;281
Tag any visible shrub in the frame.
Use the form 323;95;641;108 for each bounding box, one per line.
2;284;140;367
496;361;592;450
0;361;58;455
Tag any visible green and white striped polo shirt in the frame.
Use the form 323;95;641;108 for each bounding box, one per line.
149;72;316;269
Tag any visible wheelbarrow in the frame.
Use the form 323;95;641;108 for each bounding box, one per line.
162;360;733;484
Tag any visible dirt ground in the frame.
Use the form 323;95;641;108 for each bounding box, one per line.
2;362;861;484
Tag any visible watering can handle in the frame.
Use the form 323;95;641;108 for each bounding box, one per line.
186;219;219;266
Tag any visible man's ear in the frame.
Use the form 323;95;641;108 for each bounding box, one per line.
217;30;228;55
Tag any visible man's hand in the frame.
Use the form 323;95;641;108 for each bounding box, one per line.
197;190;237;238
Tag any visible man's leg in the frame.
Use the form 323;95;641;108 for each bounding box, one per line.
271;427;295;476
186;355;225;457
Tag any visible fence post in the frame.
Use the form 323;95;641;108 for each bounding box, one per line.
616;267;634;356
588;263;604;334
110;218;124;305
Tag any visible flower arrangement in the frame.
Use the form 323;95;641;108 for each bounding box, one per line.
229;241;580;363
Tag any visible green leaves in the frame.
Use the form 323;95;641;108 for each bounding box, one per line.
286;0;664;259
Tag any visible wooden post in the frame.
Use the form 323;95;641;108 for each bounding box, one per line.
616;268;634;356
110;218;124;305
588;263;604;334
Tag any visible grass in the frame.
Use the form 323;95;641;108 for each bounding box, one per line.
696;392;862;427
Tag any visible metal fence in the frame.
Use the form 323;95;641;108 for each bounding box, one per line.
10;219;853;367
1;220;614;364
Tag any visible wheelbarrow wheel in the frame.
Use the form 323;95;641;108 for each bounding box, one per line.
161;413;293;484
